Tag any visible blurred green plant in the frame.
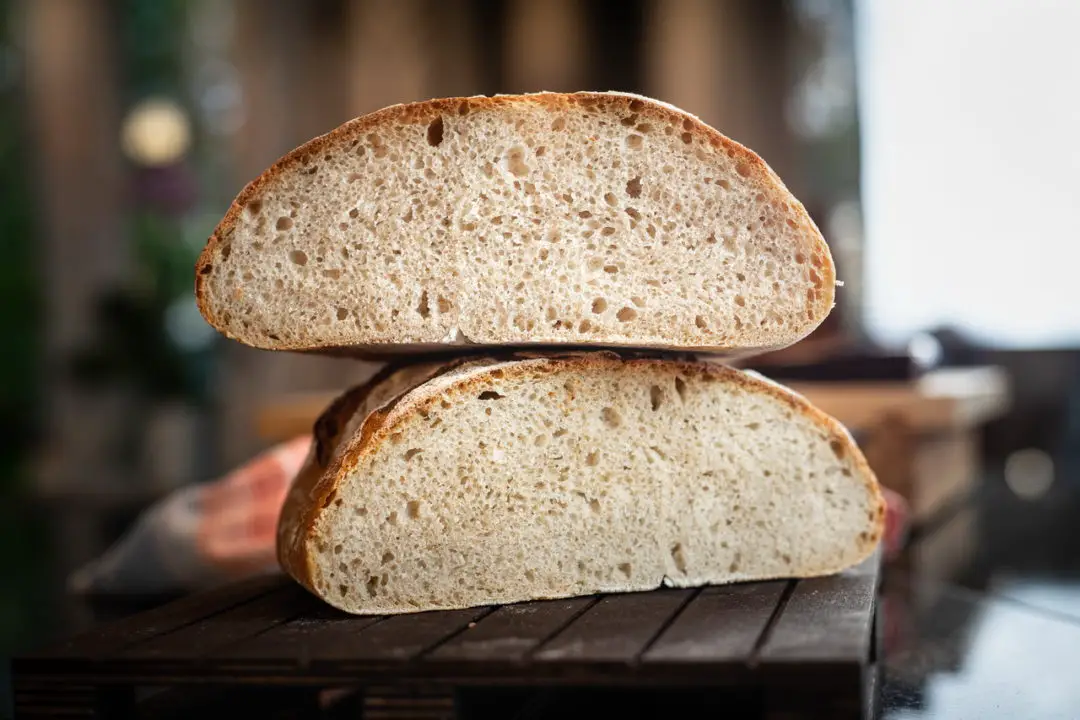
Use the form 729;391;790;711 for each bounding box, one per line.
67;212;203;403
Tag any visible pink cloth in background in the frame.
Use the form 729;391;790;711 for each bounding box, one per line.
195;434;312;578
70;434;910;595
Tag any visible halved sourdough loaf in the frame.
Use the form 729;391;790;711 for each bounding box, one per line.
196;92;835;356
278;353;883;615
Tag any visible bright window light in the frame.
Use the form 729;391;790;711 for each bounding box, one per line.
855;0;1080;349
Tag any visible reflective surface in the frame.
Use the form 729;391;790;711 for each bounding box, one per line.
881;475;1080;719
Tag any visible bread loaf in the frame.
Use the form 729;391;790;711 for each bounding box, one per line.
278;353;883;615
196;92;834;356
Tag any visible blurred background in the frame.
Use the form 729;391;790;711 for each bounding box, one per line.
2;0;1079;717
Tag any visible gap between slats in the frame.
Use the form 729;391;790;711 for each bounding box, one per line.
423;595;602;664
748;580;796;668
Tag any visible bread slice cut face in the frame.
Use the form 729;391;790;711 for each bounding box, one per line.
278;353;883;615
196;92;835;356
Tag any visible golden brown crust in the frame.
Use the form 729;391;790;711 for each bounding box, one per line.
276;360;455;586
277;352;884;595
195;91;834;353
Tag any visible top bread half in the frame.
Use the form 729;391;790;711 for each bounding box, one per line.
195;92;835;357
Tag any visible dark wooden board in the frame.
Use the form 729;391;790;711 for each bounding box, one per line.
428;597;595;664
22;573;289;662
642;580;789;664
13;549;882;719
533;589;694;663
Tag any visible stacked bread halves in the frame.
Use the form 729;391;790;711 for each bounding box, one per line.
196;92;884;615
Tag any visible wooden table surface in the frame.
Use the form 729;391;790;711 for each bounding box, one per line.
14;550;882;719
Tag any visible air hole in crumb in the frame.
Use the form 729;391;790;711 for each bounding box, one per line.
830;439;846;459
506;145;529;177
795;252;807;264
695;315;708;329
604;264;619;274
650;385;663;411
626;176;642;198
220;244;232;261
407;500;421;519
246;199;262;215
736;163;751;177
417;290;430;318
478;391;505;400
437;296;451;313
618;562;632;577
616;307;637;322
681;132;693;144
387;511;398;525
603;192;618;207
589;499;601;513
336;307;348;321
382;551;395;565
578;319;591;333
276;216;293;231
592;298;608;314
747;422;761;430
671;543;688;573
627;134;643;149
551;116;566;131
674;377;688;401
586;451;599;466
735;295;746;307
404;448;422;461
289;250;308;266
736;272;746;282
525;569;536;582
333;543;343;555
426;116;444;146
601;407;621;428
366;576;379;598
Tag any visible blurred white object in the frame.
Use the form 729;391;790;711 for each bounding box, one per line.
1004;447;1055;500
120;96;192;167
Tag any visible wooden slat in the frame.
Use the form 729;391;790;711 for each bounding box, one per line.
307;607;492;664
642;581;788;663
22;574;288;661
213;605;383;670
427;597;595;663
119;583;312;662
533;590;694;663
757;571;877;665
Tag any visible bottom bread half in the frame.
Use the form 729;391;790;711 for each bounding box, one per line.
277;353;885;614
